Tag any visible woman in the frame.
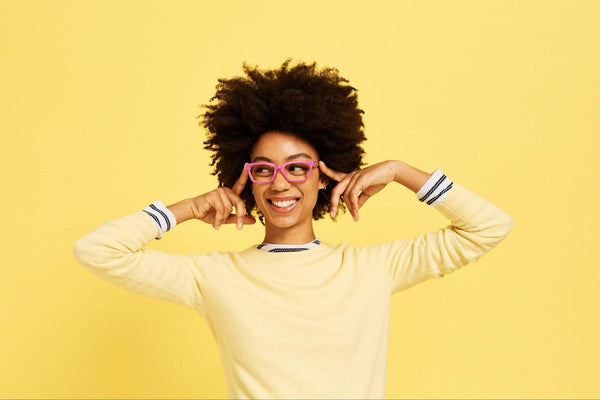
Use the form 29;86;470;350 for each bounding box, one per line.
73;59;513;399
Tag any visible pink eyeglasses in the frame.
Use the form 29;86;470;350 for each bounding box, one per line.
245;160;318;183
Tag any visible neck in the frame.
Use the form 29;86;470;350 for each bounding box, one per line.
262;219;317;245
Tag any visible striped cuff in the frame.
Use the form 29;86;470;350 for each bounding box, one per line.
142;200;177;240
416;169;454;206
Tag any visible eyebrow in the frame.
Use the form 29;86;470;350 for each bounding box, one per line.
252;153;314;163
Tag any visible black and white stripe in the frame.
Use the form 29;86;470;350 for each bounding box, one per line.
416;168;454;206
143;200;177;240
257;239;321;252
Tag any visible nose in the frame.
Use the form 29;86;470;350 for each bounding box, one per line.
271;167;292;190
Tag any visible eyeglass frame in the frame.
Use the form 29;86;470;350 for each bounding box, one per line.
244;160;318;184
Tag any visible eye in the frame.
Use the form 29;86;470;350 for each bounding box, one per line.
289;162;310;170
250;164;274;177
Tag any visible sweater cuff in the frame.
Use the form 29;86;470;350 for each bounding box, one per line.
142;200;177;240
416;168;454;206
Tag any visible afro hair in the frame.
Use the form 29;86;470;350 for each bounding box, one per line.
197;57;368;225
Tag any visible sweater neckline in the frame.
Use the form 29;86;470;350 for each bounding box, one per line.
256;238;321;252
240;239;336;264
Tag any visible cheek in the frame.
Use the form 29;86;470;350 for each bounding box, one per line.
255;191;264;204
251;185;263;204
303;184;320;204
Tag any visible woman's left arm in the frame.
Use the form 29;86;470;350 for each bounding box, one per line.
319;160;514;293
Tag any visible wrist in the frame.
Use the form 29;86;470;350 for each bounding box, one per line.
393;161;432;193
391;160;408;184
166;198;194;224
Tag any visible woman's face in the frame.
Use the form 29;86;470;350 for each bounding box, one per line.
249;131;326;233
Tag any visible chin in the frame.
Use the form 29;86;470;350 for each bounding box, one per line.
267;220;296;230
261;211;302;230
263;210;297;226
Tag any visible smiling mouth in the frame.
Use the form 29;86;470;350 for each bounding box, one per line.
266;198;301;213
268;198;300;208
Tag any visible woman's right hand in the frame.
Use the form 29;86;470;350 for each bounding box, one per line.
189;165;256;230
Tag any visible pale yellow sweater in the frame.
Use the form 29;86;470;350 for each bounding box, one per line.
73;181;513;399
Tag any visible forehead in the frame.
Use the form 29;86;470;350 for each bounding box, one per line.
250;131;318;161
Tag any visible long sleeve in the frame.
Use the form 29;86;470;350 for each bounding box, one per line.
364;173;514;294
142;200;177;240
73;210;212;317
415;168;453;205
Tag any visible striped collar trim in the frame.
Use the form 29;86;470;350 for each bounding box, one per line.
256;239;321;252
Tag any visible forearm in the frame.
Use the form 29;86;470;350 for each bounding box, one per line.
166;198;194;224
392;161;433;193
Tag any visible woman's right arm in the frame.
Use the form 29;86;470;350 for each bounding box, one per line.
73;167;255;313
73;206;210;312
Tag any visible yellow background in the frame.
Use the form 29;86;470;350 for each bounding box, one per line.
1;0;598;398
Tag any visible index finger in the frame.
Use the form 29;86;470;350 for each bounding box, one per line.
319;160;347;181
231;163;250;195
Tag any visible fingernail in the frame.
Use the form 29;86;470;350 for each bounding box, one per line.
237;221;242;230
215;225;220;230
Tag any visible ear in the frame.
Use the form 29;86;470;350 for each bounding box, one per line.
319;175;330;189
316;163;329;189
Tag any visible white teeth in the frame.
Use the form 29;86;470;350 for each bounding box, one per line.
271;199;298;208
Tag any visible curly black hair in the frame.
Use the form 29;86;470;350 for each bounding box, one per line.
197;57;367;225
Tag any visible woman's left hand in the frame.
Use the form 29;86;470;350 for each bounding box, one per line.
318;160;401;221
